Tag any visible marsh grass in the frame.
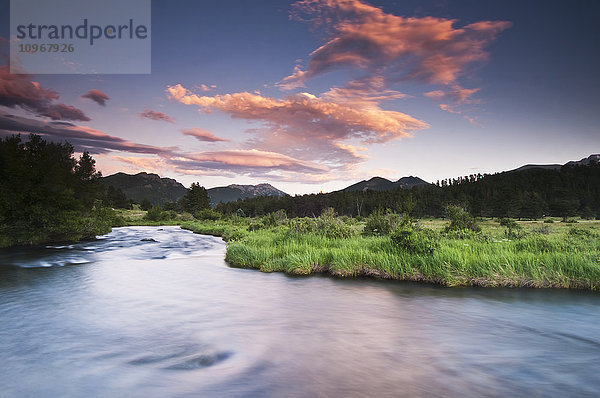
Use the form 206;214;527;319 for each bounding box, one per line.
182;216;600;290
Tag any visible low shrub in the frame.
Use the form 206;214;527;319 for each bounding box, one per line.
498;218;518;229
363;209;402;236
505;226;527;240
262;209;287;227
144;206;177;221
445;205;481;233
194;208;221;221
390;225;439;254
568;227;599;240
532;225;551;235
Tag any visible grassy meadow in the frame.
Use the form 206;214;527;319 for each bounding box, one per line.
118;207;600;290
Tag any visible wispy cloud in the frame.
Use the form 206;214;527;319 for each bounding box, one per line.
82;89;110;106
170;149;329;174
139;109;175;123
181;127;230;142
283;0;511;88
0;66;90;121
167;84;427;167
0;111;332;181
0;112;172;155
424;85;480;112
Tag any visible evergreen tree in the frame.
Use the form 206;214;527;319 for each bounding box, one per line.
181;182;210;214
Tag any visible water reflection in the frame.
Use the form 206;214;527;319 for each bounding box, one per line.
0;226;599;397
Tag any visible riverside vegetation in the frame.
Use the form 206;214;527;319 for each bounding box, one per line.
169;207;600;290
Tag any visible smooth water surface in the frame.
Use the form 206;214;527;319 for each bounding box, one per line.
1;226;599;397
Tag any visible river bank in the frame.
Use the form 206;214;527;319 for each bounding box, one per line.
180;216;600;290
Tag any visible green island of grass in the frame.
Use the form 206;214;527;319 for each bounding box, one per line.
113;206;600;290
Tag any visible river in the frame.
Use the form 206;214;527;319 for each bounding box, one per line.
0;226;599;397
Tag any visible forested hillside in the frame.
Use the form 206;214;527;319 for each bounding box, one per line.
216;164;600;220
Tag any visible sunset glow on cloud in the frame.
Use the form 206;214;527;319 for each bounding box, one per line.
0;66;89;121
181;127;230;142
82;89;110;106
139;109;175;123
284;0;511;88
167;84;427;167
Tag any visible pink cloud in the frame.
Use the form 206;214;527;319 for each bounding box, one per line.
174;149;329;174
167;84;427;167
139;109;175;123
82;89;110;106
0;112;173;155
111;156;166;174
0;66;90;121
196;84;217;92
180;127;230;142
284;0;511;87
424;85;480;113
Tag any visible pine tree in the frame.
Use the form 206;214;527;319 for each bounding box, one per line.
181;182;210;214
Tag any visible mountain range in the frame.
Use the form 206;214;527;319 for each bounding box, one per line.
511;154;600;172
100;172;288;206
341;176;430;192
101;154;598;206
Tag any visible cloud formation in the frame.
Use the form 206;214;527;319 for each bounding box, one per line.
283;0;511;89
181;127;230;142
0;66;90;121
424;85;480;113
0;111;329;181
167;83;427;167
139;109;175;123
170;149;328;175
82;89;110;106
0;112;170;155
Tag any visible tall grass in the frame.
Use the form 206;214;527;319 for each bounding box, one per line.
183;217;600;290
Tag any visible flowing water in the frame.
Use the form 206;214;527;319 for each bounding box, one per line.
0;226;599;397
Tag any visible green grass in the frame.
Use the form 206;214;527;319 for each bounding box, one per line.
182;217;600;290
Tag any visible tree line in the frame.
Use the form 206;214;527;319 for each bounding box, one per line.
0;135;113;245
216;164;600;220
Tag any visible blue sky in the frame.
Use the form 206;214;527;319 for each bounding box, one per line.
1;0;598;194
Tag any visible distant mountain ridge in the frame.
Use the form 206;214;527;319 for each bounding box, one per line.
100;172;187;205
510;154;600;173
101;172;287;206
208;183;287;206
341;176;430;192
566;154;600;166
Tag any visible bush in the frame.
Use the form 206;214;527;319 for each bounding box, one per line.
363;209;402;236
235;208;246;218
144;206;178;221
543;219;555;224
390;225;439;254
532;225;551;235
287;210;356;239
288;217;318;235
445;205;481;233
248;221;265;231
140;198;152;211
262;209;287;227
498;218;518;229
316;208;356;239
505;226;527;240
194;208;221;221
568;227;599;240
145;205;164;221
